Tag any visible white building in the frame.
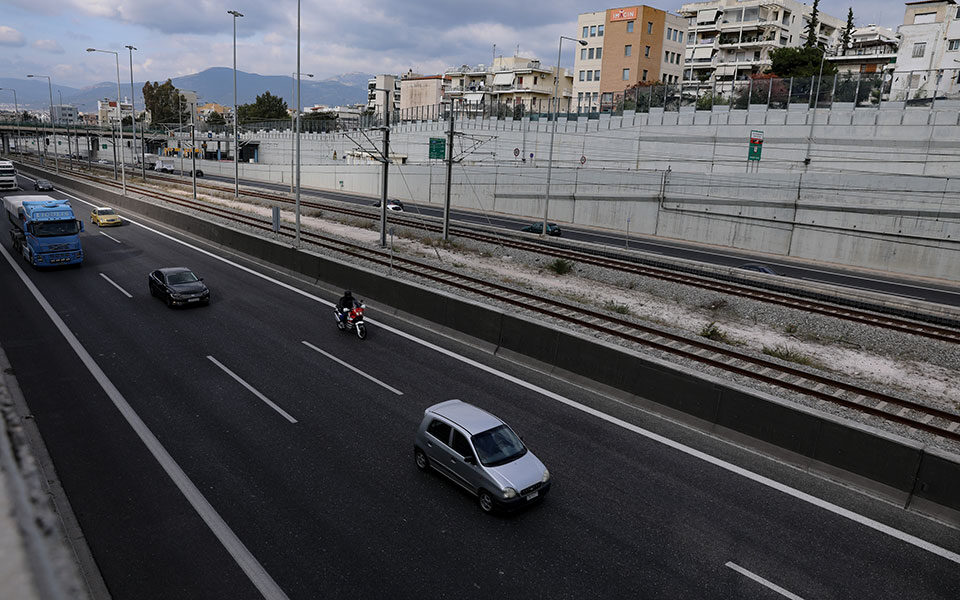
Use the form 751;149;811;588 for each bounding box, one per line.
367;75;401;119
827;25;898;75
52;105;78;124
445;55;575;114
96;99;133;126
679;0;845;86
891;0;960;101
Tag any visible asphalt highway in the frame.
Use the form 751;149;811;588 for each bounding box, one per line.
2;177;959;599
81;157;960;308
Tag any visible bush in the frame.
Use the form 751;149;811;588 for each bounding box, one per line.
547;258;574;275
700;322;732;343
603;301;632;315
762;344;820;368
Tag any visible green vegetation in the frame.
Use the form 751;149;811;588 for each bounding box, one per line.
700;322;733;344
238;91;289;123
546;258;574;275
603;301;632;315
762;344;821;367
142;79;190;125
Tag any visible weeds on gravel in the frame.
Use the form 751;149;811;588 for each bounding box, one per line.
547;258;574;275
784;323;798;334
762;344;821;368
604;301;632;315
700;322;733;344
701;298;728;311
479;250;493;258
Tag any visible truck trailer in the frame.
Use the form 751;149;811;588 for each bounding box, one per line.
0;160;17;190
4;195;84;267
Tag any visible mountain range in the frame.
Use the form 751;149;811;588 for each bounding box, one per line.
0;68;372;112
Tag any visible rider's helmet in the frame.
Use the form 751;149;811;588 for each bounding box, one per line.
344;290;352;297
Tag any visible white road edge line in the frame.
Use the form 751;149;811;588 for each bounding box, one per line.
0;242;290;600
48;180;960;566
301;340;403;396
99;231;122;244
206;356;298;424
725;562;805;600
98;272;133;298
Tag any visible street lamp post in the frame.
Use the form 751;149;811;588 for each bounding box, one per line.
26;74;59;174
295;0;303;245
86;48;126;195
58;90;73;171
291;71;313;194
228;10;244;198
373;87;392;248
541;36;586;237
0;88;22;157
126;45;146;181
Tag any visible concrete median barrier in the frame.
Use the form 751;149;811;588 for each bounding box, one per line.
16;161;960;523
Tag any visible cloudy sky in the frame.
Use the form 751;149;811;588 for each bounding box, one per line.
1;0;910;87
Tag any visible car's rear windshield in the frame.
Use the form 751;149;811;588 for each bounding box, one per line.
167;271;199;284
471;425;526;467
99;208;115;215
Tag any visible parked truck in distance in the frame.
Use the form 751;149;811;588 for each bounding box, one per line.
136;153;160;169
154;157;203;177
0;160;17;190
4;195;84;267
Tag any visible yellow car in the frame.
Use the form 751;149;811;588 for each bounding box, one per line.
91;207;122;227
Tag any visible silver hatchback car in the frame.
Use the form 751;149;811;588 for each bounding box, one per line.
414;400;551;513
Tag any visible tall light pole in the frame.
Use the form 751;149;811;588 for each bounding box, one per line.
291;71;313;194
294;0;303;245
228;10;244;198
87;48;126;195
541;36;586;237
373;87;392;248
126;45;147;181
57;90;73;171
0;88;22;157
26;74;59;174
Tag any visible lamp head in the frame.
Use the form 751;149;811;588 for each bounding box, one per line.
86;48;96;52
578;40;588;46
125;45;137;51
228;10;244;17
27;74;35;78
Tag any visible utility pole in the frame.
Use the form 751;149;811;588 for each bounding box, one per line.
126;45;146;181
379;95;390;248
191;116;197;200
442;102;455;241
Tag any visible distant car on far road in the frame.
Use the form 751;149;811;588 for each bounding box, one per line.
521;222;562;236
737;263;778;275
96;159;109;164
148;267;210;308
373;199;404;212
33;179;54;191
90;207;122;227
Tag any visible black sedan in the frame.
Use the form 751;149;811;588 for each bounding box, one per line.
737;263;778;275
148;267;210;307
34;179;54;191
521;222;562;236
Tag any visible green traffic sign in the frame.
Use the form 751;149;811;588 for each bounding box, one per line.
102;144;108;149
748;143;762;161
429;137;445;160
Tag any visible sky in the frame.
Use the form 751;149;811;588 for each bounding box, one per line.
0;0;911;88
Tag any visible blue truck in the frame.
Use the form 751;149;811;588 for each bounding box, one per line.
4;195;84;267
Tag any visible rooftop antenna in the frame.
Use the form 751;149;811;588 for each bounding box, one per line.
516;44;519;57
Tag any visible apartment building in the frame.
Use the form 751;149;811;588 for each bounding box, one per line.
399;72;449;111
445;55;575;113
52;104;78;124
96;99;133;126
891;0;960;100
827;25;898;75
678;0;844;86
367;75;401;118
573;6;687;111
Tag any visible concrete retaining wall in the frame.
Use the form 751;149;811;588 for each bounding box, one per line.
17;161;960;523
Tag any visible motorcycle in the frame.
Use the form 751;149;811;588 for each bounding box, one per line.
335;301;367;340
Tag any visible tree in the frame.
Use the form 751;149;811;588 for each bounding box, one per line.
237;91;288;123
206;111;226;126
841;8;854;56
142;79;188;125
20;110;34;122
804;0;821;48
769;46;837;78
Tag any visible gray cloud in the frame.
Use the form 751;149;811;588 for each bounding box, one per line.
0;25;27;46
33;39;65;53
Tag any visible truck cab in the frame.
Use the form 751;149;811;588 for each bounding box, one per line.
0;160;17;190
4;195;84;267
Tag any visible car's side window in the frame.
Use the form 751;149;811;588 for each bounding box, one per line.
450;430;474;459
427;419;452;446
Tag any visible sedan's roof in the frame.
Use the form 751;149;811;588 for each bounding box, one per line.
158;267;193;275
426;400;502;435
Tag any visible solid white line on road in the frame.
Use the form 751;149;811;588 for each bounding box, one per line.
301;340;403;396
0;242;291;600
206;356;298;424
99;231;122;244
725;562;805;600
99;272;132;298
45;180;960;566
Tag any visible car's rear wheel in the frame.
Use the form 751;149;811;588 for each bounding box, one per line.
478;490;496;514
414;448;429;471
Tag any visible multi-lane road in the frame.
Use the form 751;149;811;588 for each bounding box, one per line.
2;174;959;598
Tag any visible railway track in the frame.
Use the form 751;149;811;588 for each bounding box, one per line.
26;161;960;444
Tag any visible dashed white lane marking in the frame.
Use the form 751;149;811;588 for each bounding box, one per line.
99;273;132;298
99;231;122;244
725;562;805;600
206;356;298;424
301;340;403;396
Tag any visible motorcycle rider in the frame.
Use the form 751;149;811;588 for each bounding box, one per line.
336;290;359;325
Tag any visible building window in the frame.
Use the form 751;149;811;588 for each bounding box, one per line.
596;47;602;59
665;50;670;62
517;76;523;85
623;68;630;80
645;46;650;57
753;50;761;61
588;47;595;59
949;39;960;51
578;92;583;102
583;26;589;38
912;42;926;58
642;69;648;81
625;45;632;56
687;31;694;43
533;76;538;84
579;70;585;81
647;22;653;34
667;27;672;39
587;71;593;81
581;48;587;60
594;69;601;81
590;25;597;36
627;21;634;33
598;25;604;36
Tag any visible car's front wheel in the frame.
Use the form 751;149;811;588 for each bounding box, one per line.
166;294;174;308
478;490;496;514
414;448;429;471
